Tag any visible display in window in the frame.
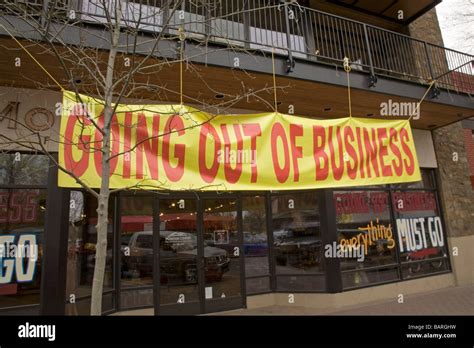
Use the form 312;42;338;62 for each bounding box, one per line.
0;189;46;308
392;189;448;277
334;190;398;287
272;192;324;293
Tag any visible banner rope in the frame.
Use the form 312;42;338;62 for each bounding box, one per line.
343;57;352;118
408;79;437;121
178;26;185;107
271;47;278;113
0;22;65;91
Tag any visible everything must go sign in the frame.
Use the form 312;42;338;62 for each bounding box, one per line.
58;91;421;190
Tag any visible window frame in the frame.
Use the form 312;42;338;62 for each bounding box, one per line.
332;168;451;291
0;152;50;312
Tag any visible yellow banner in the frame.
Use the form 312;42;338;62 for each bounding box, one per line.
58;91;421;190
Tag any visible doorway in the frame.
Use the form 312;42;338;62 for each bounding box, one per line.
119;193;245;315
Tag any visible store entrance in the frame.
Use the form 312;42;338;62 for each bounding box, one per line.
155;195;244;315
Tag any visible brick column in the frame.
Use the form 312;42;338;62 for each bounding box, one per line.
432;121;474;286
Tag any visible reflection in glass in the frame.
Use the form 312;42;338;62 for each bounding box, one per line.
342;266;399;288
120;195;154;289
242;195;269;277
272;192;324;292
334;190;399;288
391;190;448;278
245;277;270;294
277;275;326;292
0;189;46;308
390;169;434;190
0;153;49;186
203;199;239;300
65;192;114;315
159;199;200;306
272;193;322;274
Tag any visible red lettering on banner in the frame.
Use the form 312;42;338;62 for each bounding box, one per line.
220;124;243;184
389;128;403;176
135;113;160;180
377;128;393;177
199;123;221;183
328;126;344;181
64;115;91;177
122;112;133;179
60;96;420;189
400;128;415;175
242;123;261;183
163;116;186;182
363;128;380;178
343;127;357;179
313;126;328;180
93;113;120;178
289;124;303;181
271;123;290;183
355;127;366;179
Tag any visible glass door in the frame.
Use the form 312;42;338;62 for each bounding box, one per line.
202;198;244;313
155;195;244;315
119;194;155;311
157;198;201;315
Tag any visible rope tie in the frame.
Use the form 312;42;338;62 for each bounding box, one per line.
409;79;437;121
343;57;352;118
271;47;278;113
0;22;65;91
178;26;185;108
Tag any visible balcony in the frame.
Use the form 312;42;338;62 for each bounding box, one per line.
1;0;473;95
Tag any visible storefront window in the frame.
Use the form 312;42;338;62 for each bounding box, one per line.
0;153;49;186
272;192;324;291
334;169;450;289
65;192;114;315
0;189;46;309
390;169;435;190
392;190;449;278
242;195;270;294
334;190;400;289
119;194;154;309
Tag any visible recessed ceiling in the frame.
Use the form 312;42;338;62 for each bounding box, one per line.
326;0;441;24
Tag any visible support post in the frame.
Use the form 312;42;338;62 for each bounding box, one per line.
40;154;70;315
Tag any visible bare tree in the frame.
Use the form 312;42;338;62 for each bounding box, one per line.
437;0;474;54
0;0;285;315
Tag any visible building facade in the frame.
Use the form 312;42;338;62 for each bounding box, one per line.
0;0;473;315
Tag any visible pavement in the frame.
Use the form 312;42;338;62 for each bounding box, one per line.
112;285;474;316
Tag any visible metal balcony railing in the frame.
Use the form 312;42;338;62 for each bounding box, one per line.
2;0;473;95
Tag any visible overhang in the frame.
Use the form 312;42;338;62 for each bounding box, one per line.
325;0;442;24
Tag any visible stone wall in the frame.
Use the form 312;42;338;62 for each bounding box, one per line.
432;121;474;238
408;8;445;45
408;8;449;82
463;128;474;177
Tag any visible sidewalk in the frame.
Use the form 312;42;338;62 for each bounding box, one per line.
217;285;474;316
112;285;474;316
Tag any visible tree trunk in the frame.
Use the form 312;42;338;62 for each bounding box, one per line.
90;2;122;316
